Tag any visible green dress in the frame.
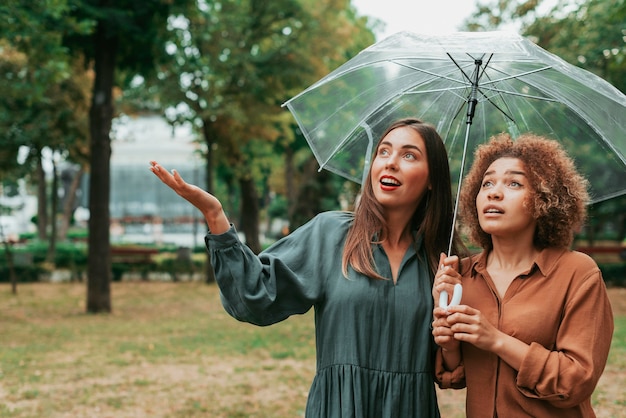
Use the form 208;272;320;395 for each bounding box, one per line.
205;211;440;418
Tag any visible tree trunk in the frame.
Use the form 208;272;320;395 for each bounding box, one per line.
58;166;85;241
87;21;116;313
1;235;17;295
36;152;48;240
239;176;261;254
46;158;58;265
290;157;338;229
202;121;216;283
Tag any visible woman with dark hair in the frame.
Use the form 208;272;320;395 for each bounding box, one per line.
150;118;465;417
432;133;614;418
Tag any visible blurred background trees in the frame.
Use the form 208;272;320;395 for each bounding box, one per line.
463;0;626;244
0;0;624;308
0;0;375;309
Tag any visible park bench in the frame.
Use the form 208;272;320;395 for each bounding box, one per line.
575;245;626;263
110;246;159;281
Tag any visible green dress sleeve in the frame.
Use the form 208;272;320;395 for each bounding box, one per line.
204;211;350;326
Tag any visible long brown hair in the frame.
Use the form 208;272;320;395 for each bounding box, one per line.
342;118;465;280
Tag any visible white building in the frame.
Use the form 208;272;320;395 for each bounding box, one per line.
94;114;206;247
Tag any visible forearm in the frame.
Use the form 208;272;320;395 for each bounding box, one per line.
441;346;462;371
434;344;466;389
490;332;530;371
202;205;230;235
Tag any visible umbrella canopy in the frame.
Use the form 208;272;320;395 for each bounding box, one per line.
283;31;626;205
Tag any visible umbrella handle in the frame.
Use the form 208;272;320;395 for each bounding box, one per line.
439;283;463;309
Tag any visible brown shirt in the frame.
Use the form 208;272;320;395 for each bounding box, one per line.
436;247;614;418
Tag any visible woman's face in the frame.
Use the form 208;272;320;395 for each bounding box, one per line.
370;126;430;214
475;157;536;239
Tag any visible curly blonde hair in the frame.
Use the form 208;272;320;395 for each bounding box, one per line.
459;133;589;250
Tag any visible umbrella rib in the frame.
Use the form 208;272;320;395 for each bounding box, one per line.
479;86;560;102
392;60;469;87
475;58;559;122
476;87;516;122
447;52;490;85
478;53;494;82
317;60;472;171
404;86;467;98
479;65;554;86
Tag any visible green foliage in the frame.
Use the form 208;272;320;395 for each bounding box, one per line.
525;0;626;94
579;195;626;243
598;262;626;287
0;265;42;283
148;0;375;232
0;239;213;283
0;241;88;283
463;0;626;241
53;242;88;268
66;228;89;241
2;0;377;250
0;1;93;175
465;0;625;94
64;0;192;79
267;194;288;219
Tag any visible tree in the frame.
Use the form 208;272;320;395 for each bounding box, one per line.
465;0;626;243
63;0;194;312
0;41;27;179
465;0;625;93
0;2;92;290
524;0;625;93
276;0;375;229
153;0;375;254
0;2;90;241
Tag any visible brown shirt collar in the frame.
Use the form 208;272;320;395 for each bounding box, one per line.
468;246;569;279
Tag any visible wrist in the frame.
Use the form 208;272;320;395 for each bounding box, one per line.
489;333;506;354
204;208;230;234
441;340;461;353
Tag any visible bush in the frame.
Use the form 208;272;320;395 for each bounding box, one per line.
0;241;87;281
598;262;626;287
0;265;42;283
67;228;88;241
54;242;88;268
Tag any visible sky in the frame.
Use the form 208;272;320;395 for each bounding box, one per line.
352;0;479;40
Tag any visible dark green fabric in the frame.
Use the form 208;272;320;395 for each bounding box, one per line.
205;211;440;418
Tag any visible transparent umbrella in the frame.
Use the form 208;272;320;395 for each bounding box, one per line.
283;31;626;253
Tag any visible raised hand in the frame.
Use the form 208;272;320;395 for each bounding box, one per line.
149;161;230;234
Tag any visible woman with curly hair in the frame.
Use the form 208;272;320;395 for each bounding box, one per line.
432;133;614;417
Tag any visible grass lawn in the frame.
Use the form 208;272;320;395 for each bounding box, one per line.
1;282;624;417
